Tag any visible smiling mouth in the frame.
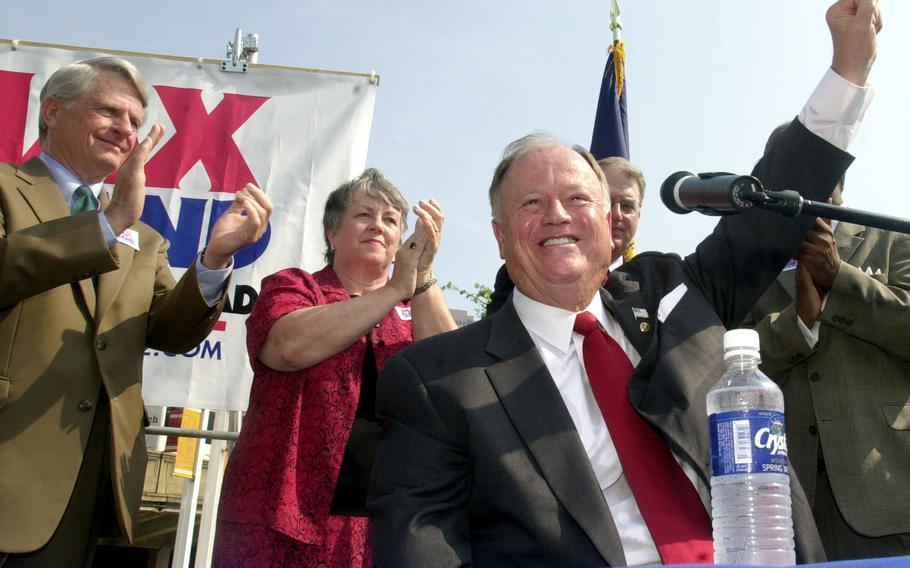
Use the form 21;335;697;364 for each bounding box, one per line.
541;236;578;247
98;139;126;152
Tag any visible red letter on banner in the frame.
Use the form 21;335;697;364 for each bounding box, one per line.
144;86;269;192
0;70;41;164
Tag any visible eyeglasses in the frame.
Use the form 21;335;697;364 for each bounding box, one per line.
611;200;640;216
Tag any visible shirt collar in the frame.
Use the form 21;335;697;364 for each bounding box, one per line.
512;287;608;355
38;152;104;206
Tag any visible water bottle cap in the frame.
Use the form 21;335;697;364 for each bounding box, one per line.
723;328;760;360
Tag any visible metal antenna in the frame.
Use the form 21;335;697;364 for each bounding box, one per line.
221;28;260;73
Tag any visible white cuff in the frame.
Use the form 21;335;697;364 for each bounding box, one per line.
798;68;874;151
796;293;829;348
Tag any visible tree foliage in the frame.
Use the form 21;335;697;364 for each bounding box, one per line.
442;281;492;319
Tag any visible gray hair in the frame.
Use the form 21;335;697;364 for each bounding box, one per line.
323;168;410;264
39;57;149;142
597;156;646;201
488;131;609;217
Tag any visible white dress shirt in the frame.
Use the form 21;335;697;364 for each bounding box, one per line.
509;67;872;566
38;152;230;305
513;288;660;565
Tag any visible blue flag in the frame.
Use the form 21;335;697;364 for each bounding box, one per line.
590;40;629;160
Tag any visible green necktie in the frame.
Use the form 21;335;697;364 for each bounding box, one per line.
70;185;97;215
70;185;100;290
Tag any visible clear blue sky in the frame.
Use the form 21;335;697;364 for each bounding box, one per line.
2;1;906;314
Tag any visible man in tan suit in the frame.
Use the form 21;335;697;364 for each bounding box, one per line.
747;120;910;559
0;57;272;566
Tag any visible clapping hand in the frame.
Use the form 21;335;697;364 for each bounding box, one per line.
794;218;840;327
389;199;446;300
202;184;274;270
106;124;166;236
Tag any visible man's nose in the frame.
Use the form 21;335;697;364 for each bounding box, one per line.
544;200;571;223
111;113;135;137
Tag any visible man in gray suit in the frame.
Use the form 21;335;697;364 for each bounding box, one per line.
748;172;910;559
368;1;881;566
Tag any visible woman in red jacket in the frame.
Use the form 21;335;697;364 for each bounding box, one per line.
214;169;456;566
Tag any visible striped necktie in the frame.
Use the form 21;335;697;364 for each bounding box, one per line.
70;185;97;215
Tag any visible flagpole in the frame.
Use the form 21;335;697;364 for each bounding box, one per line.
610;0;623;43
590;0;629;160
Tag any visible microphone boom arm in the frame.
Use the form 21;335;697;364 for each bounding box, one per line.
744;189;910;234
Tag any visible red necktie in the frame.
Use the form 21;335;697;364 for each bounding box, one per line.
573;311;713;565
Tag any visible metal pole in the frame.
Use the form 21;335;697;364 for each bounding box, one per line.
232;28;242;66
195;410;230;567
145;426;238;441
172;409;211;567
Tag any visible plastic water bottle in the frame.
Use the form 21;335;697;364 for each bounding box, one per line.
707;329;795;565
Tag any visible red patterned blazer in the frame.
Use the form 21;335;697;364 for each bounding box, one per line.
217;266;413;545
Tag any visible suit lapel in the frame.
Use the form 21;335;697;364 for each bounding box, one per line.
15;158;69;223
778;268;797;300
16;159;97;317
604;270;713;507
484;300;627;567
96;189;132;325
601;273;652;356
835;221;864;265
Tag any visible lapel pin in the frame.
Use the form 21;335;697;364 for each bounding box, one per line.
632;308;651;333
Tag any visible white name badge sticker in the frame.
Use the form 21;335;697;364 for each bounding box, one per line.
117;228;141;251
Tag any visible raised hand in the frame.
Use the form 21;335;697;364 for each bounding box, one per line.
795;218;840;292
413;199;445;276
388;231;425;301
793;218;839;327
203;184;273;270
827;0;883;86
106;124;165;235
795;260;824;328
387;198;446;301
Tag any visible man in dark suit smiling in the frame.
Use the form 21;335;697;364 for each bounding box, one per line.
369;1;881;565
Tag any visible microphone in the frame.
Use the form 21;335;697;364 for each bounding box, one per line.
661;171;764;215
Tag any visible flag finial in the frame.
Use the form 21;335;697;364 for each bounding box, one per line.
610;0;623;43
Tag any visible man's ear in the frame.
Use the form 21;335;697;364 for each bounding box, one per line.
41;96;62;130
491;218;507;261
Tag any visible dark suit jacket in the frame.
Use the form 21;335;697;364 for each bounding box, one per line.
0;158;226;553
748;221;910;538
368;120;852;567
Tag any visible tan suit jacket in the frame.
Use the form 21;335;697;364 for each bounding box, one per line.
748;221;910;538
0;158;226;553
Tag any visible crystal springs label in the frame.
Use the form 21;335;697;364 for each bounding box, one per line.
710;410;789;476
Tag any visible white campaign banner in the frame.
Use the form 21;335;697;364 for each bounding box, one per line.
0;40;378;410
